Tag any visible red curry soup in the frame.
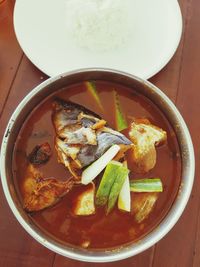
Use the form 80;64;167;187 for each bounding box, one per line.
12;81;181;249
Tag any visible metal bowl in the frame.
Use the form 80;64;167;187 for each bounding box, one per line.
0;69;195;262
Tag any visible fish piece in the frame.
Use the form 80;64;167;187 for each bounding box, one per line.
92;119;106;130
52;99;101;136
55;137;82;180
78;131;131;167
28;142;51;165
129;118;167;173
52;99;132;178
62;127;97;145
55;137;80;161
23;164;74;212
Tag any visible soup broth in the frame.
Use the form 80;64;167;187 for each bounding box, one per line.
13;81;181;249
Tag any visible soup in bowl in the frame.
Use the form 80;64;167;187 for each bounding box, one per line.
0;69;194;262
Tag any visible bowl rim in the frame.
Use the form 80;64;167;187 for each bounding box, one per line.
0;68;195;262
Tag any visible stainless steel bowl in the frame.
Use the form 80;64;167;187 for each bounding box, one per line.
0;69;195;262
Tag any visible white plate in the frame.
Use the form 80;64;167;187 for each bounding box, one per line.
14;0;182;79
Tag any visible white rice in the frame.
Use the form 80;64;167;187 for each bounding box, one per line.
65;0;133;52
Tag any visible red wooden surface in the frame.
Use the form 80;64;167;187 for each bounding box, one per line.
0;0;199;266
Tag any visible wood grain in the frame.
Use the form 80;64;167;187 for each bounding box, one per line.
0;55;48;140
151;0;200;267
53;249;153;267
150;0;188;100
0;1;23;115
0;192;54;267
0;52;50;267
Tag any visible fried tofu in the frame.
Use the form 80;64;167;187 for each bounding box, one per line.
131;192;159;223
72;183;95;216
129;118;167;173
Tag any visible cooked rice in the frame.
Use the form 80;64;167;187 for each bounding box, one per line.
65;0;133;52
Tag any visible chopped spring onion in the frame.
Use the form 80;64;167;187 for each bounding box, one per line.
130;178;163;192
118;161;131;212
107;164;129;214
85;81;103;111
96;161;123;206
81;145;120;185
114;90;128;131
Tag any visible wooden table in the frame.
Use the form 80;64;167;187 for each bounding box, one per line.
0;1;199;266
